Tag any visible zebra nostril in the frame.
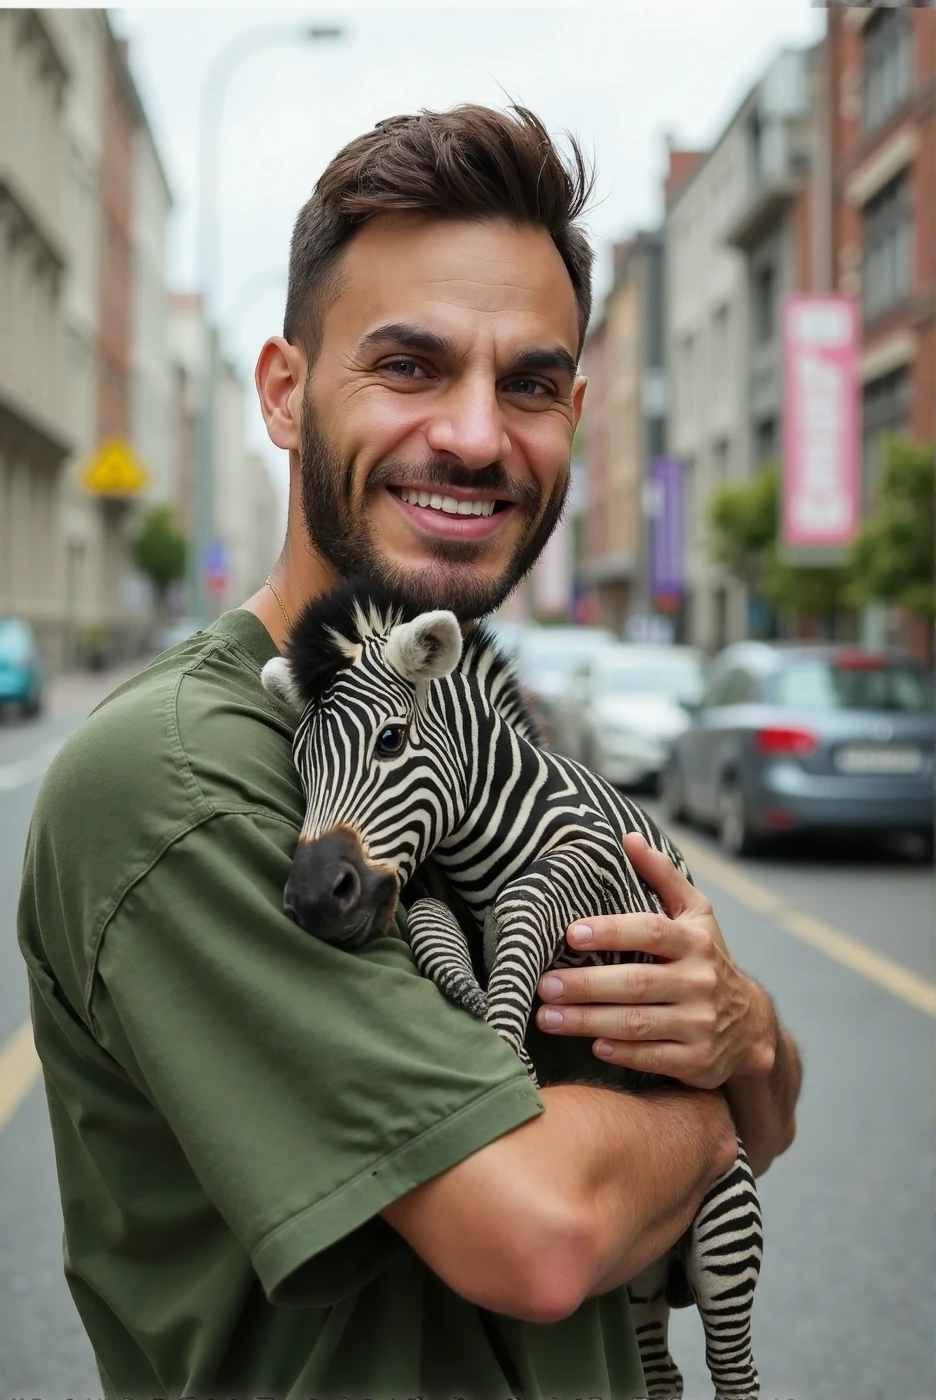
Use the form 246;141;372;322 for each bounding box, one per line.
331;862;361;911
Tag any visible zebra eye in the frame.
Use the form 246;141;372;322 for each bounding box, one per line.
375;723;408;758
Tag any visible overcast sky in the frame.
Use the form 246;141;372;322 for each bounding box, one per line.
111;1;826;495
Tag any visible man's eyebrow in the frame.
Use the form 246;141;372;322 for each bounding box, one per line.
503;346;579;381
358;323;458;359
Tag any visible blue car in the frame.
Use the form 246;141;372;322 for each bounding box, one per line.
662;642;934;857
0;618;43;717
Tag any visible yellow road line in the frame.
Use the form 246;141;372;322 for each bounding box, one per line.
677;833;936;1020
0;1020;41;1133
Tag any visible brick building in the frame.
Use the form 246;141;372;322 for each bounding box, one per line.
827;3;935;494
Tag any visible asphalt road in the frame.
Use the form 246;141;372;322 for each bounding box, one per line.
0;680;933;1400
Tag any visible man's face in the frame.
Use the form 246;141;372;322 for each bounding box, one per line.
298;214;586;618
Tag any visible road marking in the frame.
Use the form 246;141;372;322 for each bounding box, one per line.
0;739;64;792
0;1021;41;1133
677;834;936;1020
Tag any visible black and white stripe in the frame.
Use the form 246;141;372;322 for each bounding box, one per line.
277;584;763;1400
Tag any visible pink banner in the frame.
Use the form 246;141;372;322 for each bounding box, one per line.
782;295;860;550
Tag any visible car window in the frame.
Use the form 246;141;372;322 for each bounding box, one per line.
775;658;933;713
0;621;33;664
703;667;755;706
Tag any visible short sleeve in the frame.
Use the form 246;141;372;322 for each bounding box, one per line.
91;810;542;1306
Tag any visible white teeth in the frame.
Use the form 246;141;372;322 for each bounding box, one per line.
396;488;496;518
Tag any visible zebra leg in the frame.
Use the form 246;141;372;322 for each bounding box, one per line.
405;897;488;1020
408;897;538;1082
684;1137;762;1400
482;846;619;1073
626;1255;684;1399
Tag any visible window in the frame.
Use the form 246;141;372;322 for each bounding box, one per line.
863;171;912;319
704;667;757;707
774;658;932;714
754;418;777;465
863;9;912;134
753;264;776;344
862;367;910;504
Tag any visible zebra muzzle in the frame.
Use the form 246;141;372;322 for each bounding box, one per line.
284;827;398;947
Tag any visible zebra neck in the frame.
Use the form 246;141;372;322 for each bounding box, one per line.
433;676;546;892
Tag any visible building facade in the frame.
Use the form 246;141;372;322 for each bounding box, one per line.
828;3;934;502
0;10;72;664
665;119;752;651
581;235;666;636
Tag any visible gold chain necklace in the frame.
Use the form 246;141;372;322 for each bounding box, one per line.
265;575;291;630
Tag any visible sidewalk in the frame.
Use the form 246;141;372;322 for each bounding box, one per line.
47;656;156;722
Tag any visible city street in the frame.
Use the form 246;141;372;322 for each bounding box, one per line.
0;674;933;1400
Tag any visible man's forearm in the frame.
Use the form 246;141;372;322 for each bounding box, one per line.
384;1078;737;1322
726;996;802;1176
539;1082;737;1298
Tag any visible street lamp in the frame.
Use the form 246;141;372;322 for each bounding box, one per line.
189;22;346;621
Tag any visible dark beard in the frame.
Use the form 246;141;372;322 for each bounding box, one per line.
298;394;570;620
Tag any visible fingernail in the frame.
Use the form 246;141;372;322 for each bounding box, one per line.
541;1008;563;1029
570;923;593;944
540;975;565;1000
595;1040;613;1057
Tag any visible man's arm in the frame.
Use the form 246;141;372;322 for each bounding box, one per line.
723;992;802;1175
532;833;802;1177
383;1079;736;1324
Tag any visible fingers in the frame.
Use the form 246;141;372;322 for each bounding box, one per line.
587;1037;724;1091
563;907;700;961
535;998;707;1047
621;831;710;920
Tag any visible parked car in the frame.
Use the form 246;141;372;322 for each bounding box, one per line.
553;643;707;788
483;616;539;664
514;624;617;745
0;617;43;717
661;642;935;857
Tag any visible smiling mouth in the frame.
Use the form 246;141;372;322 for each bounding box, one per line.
388;486;511;518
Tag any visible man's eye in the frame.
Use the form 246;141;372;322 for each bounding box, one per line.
382;358;429;380
504;378;551;398
375;723;408;757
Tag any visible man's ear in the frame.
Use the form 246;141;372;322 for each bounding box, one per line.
261;656;304;710
255;336;305;452
385;611;463;684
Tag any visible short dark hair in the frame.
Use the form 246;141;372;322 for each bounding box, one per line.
283;104;595;362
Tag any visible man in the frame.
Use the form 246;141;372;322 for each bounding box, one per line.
19;105;800;1399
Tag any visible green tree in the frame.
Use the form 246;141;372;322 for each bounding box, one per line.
848;437;935;622
708;462;851;625
131;505;187;610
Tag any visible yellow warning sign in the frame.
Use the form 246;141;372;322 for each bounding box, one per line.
80;438;150;497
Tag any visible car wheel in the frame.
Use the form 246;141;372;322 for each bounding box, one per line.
661;761;687;823
717;779;759;857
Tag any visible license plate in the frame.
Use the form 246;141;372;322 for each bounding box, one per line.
835;746;923;774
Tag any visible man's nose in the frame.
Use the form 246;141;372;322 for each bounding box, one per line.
425;378;511;469
284;828;397;945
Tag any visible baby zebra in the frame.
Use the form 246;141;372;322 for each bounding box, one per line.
262;578;763;1400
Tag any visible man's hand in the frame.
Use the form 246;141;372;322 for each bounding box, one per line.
535;831;777;1090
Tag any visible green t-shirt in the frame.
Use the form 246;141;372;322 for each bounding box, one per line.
17;608;647;1400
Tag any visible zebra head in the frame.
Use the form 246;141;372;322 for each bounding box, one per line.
261;579;468;947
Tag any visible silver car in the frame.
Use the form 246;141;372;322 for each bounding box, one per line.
662;642;934;857
554;644;707;789
514;624;617;746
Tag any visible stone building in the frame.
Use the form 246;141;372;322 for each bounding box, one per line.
0;10;72;665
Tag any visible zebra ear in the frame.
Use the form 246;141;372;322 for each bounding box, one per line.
385;611;462;684
261;656;304;711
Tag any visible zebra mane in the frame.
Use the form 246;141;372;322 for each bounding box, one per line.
285;577;416;707
285;579;541;741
